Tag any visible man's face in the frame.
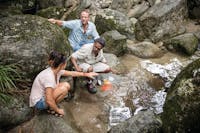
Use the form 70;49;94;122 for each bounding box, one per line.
93;42;103;55
80;11;90;25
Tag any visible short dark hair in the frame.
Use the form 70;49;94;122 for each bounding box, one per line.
95;38;106;47
49;51;66;68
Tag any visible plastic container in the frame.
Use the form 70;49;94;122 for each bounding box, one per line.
101;79;112;91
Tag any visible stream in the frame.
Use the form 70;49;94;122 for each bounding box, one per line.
63;50;198;133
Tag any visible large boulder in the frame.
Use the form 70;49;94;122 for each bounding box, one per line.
37;0;65;9
36;6;67;19
164;33;198;55
110;0;134;14
109;110;162;133
8;105;79;133
102;30;127;56
127;41;164;58
135;0;187;42
95;9;135;39
0;95;32;131
161;58;200;132
0;15;71;79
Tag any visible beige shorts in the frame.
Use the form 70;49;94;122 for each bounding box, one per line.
79;62;110;72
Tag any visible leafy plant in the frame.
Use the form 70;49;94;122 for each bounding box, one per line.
0;63;23;104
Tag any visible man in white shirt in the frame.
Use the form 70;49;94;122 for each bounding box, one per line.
71;38;111;93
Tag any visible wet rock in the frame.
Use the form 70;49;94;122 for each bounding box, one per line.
109;110;162;133
0;15;71;79
161;58;200;132
102;30;127;56
135;0;187;42
127;41;164;58
104;53;127;73
165;33;198;55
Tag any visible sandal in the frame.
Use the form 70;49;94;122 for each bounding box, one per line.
47;109;63;117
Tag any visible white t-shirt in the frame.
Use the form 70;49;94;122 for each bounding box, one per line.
29;67;64;107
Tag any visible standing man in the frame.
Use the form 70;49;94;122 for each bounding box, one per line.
48;9;100;51
71;38;111;94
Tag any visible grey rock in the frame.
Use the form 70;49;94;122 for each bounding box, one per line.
102;30;127;56
135;0;187;42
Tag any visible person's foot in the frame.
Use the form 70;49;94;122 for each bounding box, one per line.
64;92;74;102
87;80;97;94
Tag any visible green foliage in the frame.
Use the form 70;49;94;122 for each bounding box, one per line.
0;63;23;104
0;63;21;93
0;93;12;104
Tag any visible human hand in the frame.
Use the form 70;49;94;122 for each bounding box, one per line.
57;108;65;116
76;66;83;72
86;72;98;79
48;18;56;24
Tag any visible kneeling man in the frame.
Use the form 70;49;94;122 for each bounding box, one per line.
71;38;111;93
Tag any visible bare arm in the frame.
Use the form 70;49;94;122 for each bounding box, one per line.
48;18;63;26
45;88;64;115
71;56;83;72
62;70;98;79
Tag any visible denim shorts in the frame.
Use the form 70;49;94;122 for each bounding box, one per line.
35;97;48;110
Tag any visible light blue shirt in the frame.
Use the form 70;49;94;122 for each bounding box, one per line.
62;19;100;51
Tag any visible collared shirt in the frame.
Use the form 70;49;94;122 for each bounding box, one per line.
62;19;100;51
29;67;65;107
71;43;106;65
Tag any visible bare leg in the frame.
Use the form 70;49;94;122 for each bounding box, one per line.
53;82;70;103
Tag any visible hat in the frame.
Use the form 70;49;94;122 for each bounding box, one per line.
95;38;106;47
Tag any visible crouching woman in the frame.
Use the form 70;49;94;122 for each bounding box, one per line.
29;51;98;116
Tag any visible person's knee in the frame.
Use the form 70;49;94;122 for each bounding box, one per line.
88;67;93;72
104;67;111;73
60;82;70;93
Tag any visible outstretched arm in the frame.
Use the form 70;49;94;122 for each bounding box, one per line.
62;70;98;79
48;18;63;26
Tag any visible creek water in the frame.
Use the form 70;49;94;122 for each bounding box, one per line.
63;51;194;133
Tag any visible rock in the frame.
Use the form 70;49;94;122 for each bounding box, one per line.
161;58;200;132
36;6;67;19
135;0;187;42
0;15;71;79
0;8;22;18
127;41;164;58
110;0;134;14
80;0;92;9
109;110;162;133
8;108;79;133
164;33;198;55
187;0;200;19
102;30;127;56
38;0;65;9
127;1;150;18
104;53;127;73
0;95;32;130
95;9;135;39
